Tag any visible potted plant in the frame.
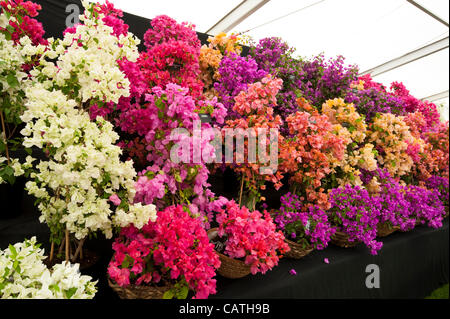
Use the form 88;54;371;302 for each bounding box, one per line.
273;192;335;259
328;184;383;255
403;185;446;229
208;200;289;279
361;168;415;236
426;175;449;218
108;205;220;299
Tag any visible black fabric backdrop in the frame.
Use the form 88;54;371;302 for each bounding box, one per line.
0;0;448;299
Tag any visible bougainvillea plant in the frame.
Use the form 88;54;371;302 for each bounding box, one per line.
20;1;156;262
279;98;346;210
122;84;228;229
362;168;416;232
223;74;284;210
390;81;441;130
368;112;423;178
403;185;446;229
328;184;383;255
108;205;220;299
215;200;289;275
214;52;267;120
273;192;335;250
345;75;405;122
321;98;378;188
199;32;242;99
426;175;449;210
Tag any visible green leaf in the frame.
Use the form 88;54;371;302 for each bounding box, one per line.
6;74;19;88
49;284;60;292
163;290;175;299
12;260;19;272
177;285;189;299
8;244;17;258
65;287;78;299
121;255;133;269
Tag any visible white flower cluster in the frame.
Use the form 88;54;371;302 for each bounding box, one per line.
19;2;156;240
30;2;140;104
21;85;157;239
0;237;97;299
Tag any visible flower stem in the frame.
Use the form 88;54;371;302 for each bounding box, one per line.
0;110;10;165
49;241;54;262
72;238;85;262
65;229;70;262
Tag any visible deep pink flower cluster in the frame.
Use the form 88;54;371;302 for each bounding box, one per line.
0;0;47;45
390;81;441;131
138;15;203;98
143;15;200;49
108;205;221;299
216;200;290;275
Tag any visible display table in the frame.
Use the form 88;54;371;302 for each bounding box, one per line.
213;220;449;299
1;204;448;299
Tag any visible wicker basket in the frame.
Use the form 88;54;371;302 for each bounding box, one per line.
284;239;314;259
330;231;359;248
108;278;172;299
376;222;400;238
207;228;251;279
216;251;251;279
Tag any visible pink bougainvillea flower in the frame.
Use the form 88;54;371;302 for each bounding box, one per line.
109;194;121;206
